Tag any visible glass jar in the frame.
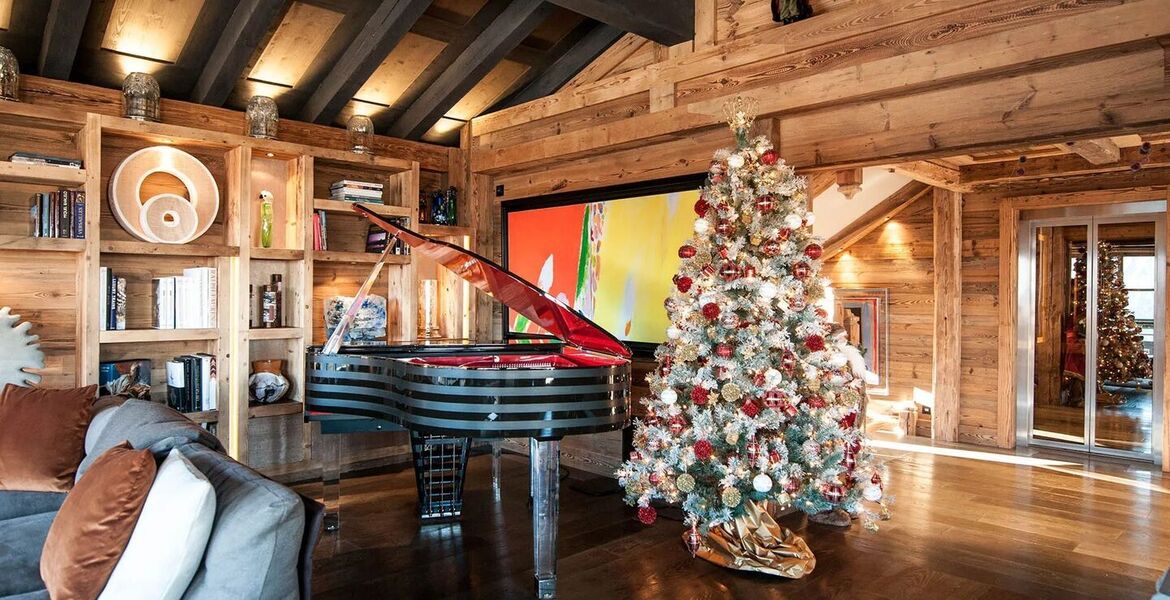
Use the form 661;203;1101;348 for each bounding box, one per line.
348;115;374;154
0;46;18;102
122;72;160;122
246;95;278;139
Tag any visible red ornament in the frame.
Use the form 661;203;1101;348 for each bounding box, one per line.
669;414;687;435
814;307;828;319
769;450;782;464
763;389;786;409
710;173;724;184
717;246;729;259
807;395;826;409
822;483;845;502
694;439;714;460
792;262;811;279
741;265;757;279
702;303;721;320
842;449;857;470
649;472;661;485
720;262;741;281
691;387;710;406
694;197;711;216
840;411;858;429
686;524;702;557
638;506;658;525
716;220;735;236
645;412;660;426
676;276;693;293
747;440;760;464
762;240;782;257
756;194;776;213
761;149;779;165
805;335;826;352
781;350;797;372
783;478;801;493
701;263;716;277
778;228;791;241
804;243;823;260
716;343;734;358
678;245;697;259
742;401;760;418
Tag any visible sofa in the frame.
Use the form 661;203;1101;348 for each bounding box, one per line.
0;399;323;600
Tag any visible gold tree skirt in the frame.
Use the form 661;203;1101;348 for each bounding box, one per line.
684;500;816;578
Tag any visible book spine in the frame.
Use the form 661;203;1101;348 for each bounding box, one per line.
206;268;217;328
40;193;50;238
60;191;71;238
166;277;176;329
312;213;321;250
185;356;200;412
152;278;164;329
107;274;117;330
29;197;40;238
99;267;109;331
73;193;85;239
166;360;185;411
321;211;327;250
114;277;127;330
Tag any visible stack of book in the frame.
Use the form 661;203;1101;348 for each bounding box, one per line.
312;210;328;251
30;190;86;239
366;218;411;255
165;354;218;413
99;268;127;331
9;152;83;169
152;267;218;329
330;180;383;203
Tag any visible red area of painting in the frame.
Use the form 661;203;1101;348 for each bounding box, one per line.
506;204;586;332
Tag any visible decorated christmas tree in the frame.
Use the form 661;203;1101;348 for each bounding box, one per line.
1074;243;1152;401
617;98;887;576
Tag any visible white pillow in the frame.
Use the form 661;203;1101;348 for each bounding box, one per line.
99;448;216;600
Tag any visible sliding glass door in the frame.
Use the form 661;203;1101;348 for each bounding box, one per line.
1019;203;1165;461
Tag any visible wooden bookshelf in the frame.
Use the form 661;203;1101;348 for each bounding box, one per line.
248;327;303;340
251;247;304;261
314;250;411;264
249;400;303;419
100;328;219;344
313;198;411;218
0;161;86;186
419;223;474;237
100;240;240;257
0;235;86;252
184;409;220;424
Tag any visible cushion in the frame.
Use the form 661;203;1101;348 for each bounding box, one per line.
41;442;157;600
78;399;222;480
177;443;304;600
297;494;326;600
0;511;55;597
0;490;65;521
100;449;216;600
1;591;50;600
0;384;96;492
85;396;127;456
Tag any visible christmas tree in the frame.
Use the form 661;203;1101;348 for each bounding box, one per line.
617;98;887;573
1075;243;1152;398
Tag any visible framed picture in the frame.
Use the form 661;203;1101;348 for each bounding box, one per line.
832;288;889;395
99;358;152;398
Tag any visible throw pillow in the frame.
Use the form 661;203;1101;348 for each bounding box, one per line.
41;441;156;600
0;383;97;492
99;448;216;600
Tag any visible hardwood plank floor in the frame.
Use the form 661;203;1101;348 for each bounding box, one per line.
297;439;1170;599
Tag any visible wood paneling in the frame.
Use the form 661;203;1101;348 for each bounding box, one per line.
248;1;344;88
446;59;529;121
354;33;448;108
101;0;205;63
933;189;962;443
0;0;11;31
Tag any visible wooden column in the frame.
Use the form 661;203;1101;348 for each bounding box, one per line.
932;188;962;442
996;203;1019;449
1164;194;1170;471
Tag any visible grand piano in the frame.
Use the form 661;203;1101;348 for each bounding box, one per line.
305;205;632;599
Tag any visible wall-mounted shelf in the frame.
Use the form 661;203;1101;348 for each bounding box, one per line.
0;161;86;186
100;328;219;344
249;401;303;419
314;250;411;265
101;241;240;257
251;248;304;261
0;235;86;252
312;198;412;218
248;327;303;340
184;409;219;424
419;224;473;237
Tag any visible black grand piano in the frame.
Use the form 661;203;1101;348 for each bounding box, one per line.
305;205;632;599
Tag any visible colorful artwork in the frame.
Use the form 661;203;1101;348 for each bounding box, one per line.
506;190;699;343
99;358;152;398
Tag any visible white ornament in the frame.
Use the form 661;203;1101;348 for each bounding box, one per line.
758;282;778;300
727;154;745;170
828;353;848;369
0;307;45;388
764;368;783;386
804;213;816;226
667;326;683;340
661;389;678;405
694;218;710;234
863;484;883;502
752;473;774;493
783;213;803;230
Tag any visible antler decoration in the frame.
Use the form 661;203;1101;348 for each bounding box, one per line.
0;307;45;388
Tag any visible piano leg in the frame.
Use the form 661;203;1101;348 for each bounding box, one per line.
531;438;560;599
321;434;341;532
491;439;503;501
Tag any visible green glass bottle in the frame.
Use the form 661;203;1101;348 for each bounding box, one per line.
259;191;274;248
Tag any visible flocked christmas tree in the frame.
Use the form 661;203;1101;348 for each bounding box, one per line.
617;98;887;575
1074;242;1152;401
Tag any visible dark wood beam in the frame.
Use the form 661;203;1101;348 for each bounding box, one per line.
412;13;546;67
299;0;433;124
190;0;286;106
500;22;622;109
38;0;91;79
545;0;692;46
389;0;554;139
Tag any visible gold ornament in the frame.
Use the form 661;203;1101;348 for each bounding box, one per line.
721;382;743;402
677;473;696;493
751;235;762;246
725;430;740;445
722;487;743;507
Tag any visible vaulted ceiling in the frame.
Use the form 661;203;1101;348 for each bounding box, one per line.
0;0;690;145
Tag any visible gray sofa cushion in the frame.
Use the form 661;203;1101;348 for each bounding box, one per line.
78;400;222;480
0;511;54;597
0;491;64;522
0;591;49;600
177;443;304;600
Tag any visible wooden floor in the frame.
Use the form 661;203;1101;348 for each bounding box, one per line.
298;439;1170;599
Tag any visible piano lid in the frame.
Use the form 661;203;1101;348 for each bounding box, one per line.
353;204;632;359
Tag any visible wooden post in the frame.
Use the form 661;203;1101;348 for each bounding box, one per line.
226;146;250;462
1164;194;1170;471
997;202;1019;449
78;114;102;386
932;187;962;442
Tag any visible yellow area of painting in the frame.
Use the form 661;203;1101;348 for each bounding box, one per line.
592;190;698;342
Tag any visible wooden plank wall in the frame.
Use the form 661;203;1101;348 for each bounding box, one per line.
959;195;1004;446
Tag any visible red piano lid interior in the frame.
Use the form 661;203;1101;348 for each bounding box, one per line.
405;351;626;369
354;204;632;359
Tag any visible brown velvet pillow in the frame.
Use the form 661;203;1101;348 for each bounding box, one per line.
0;383;97;492
41;441;157;600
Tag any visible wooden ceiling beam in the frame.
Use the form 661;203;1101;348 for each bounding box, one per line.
1065;138;1122;165
299;0;433;124
835;168;863;199
38;0;92;79
822;181;931;261
389;0;554;140
190;0;286;106
892;161;973;192
499;22;623;109
545;0;693;46
959;140;1170;189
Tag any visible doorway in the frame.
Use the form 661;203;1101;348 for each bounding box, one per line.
1017;202;1165;461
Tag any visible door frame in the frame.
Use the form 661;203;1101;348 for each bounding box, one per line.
1015;206;1165;461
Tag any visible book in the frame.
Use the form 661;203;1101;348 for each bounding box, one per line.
72;192;85;239
98;359;151;398
99;267;109;331
113;277;127;330
8;152;83;169
330;179;383;190
106;274;117;330
29;199;40;238
194;353;217;411
320;211;327;250
58;191;70;238
166;359;186;412
183;355;201;412
152;277;176;329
